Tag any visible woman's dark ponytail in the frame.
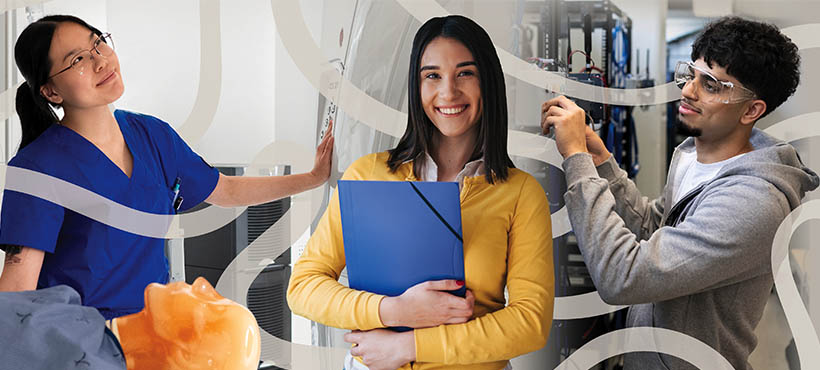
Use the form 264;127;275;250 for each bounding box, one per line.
16;81;57;151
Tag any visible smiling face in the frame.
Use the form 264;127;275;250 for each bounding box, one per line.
419;37;482;143
40;21;124;111
676;58;757;140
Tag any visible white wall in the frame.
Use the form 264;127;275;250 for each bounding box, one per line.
106;0;199;137
10;0;278;165
194;0;278;165
273;0;323;154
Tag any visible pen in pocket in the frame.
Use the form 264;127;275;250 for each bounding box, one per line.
171;177;183;211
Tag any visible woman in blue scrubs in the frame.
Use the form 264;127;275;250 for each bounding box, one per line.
0;15;334;320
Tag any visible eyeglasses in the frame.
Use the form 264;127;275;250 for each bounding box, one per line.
674;61;756;104
48;33;115;79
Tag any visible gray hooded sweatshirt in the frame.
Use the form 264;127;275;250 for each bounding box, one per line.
562;128;819;370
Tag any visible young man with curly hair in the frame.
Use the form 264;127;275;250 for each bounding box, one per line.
542;16;819;370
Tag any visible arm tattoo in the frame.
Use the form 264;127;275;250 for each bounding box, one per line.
2;245;26;265
5;254;23;265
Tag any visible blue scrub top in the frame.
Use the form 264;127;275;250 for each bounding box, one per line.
0;110;219;320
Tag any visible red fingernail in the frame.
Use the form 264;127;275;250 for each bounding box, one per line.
456;280;464;286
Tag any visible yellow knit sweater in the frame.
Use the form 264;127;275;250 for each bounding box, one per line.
287;152;554;369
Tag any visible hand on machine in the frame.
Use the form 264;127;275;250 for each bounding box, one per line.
541;95;612;166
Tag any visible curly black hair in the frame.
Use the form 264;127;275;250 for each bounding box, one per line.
691;16;800;119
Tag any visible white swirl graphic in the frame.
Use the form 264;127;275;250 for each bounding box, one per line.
769;200;820;370
782;23;820;51
0;82;21;124
553;327;734;370
268;0;575;239
0;2;817;369
763;112;820;143
553;292;626;321
175;0;223;145
393;0;681;107
0;140;317;239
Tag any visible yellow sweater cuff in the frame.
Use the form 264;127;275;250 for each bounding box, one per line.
369;295;386;329
414;325;447;363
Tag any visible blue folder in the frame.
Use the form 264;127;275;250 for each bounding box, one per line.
337;180;466;300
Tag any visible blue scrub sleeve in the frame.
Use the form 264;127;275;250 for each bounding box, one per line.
0;159;64;253
164;122;219;212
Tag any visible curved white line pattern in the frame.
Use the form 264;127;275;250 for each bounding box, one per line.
553;327;735;370
393;0;681;107
269;0;406;138
553;292;626;321
0;0;222;145
264;0;623;367
215;186;348;368
268;0;574;239
18;13;814;257
507;130;564;169
0;140;317;239
0;164;249;238
0;0;669;262
763;112;820;143
770;202;820;370
549;206;572;240
266;3;820;368
0;82;21;124
763;113;820;369
175;0;223;144
0;140;326;365
0;156;599;362
782;24;820;51
4;165;175;237
2;110;816;368
506;130;570;237
0;1;815;367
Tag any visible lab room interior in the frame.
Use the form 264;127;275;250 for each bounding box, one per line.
0;0;819;369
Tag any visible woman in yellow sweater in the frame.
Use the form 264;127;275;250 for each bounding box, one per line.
287;15;554;370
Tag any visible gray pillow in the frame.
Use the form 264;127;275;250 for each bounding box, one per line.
0;285;126;370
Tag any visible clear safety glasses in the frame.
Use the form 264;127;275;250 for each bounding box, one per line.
49;33;115;79
674;61;756;104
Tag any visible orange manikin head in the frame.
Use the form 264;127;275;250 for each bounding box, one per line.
116;277;261;370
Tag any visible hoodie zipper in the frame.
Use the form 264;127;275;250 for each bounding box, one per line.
664;184;705;227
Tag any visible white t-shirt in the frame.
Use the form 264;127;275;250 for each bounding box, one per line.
673;151;746;204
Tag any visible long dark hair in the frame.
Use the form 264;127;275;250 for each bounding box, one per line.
387;15;514;184
14;15;103;151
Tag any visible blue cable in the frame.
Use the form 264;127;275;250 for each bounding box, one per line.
610;21;629;88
